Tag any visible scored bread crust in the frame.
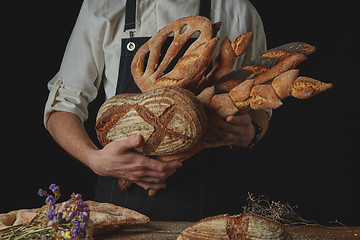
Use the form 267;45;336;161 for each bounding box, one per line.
271;69;299;99
177;213;293;240
131;16;218;92
207;42;332;115
95;87;207;157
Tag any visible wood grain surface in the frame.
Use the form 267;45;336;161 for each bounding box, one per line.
96;221;360;240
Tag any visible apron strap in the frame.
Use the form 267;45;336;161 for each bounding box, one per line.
117;0;212;94
199;0;211;20
124;0;136;31
124;0;211;32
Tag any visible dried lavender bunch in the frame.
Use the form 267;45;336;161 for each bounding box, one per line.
0;184;93;239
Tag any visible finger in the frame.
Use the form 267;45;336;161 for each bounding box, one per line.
129;175;164;184
226;114;251;125
126;167;178;188
125;169;167;181
135;181;167;191
214;115;252;135
116;134;144;151
208;114;237;133
208;123;234;140
204;126;230;148
141;157;182;172
148;189;158;196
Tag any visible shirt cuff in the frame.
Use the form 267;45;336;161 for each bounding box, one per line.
44;79;90;129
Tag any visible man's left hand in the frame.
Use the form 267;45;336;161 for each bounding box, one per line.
204;113;255;149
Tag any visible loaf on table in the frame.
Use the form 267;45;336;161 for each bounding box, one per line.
86;201;149;234
0;201;150;235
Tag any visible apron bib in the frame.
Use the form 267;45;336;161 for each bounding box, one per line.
95;0;252;221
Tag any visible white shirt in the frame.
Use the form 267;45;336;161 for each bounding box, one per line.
44;0;267;125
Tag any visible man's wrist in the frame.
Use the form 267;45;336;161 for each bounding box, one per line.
82;146;101;171
248;120;263;149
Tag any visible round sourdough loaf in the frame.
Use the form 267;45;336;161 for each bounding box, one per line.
95;87;207;156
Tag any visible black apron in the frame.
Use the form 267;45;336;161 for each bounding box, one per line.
95;0;253;221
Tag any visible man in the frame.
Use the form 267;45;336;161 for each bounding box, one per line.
44;0;270;221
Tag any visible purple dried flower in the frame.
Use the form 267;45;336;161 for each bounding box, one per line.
38;189;47;197
80;212;89;222
49;183;60;195
83;206;90;213
46;195;55;206
80;223;87;238
46;207;56;221
74;193;82;200
72;220;81;238
69;211;78;221
37;184;92;238
56;212;65;223
78;200;89;212
71;219;88;239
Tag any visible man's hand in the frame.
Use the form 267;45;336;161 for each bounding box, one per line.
205;113;255;148
47;111;181;191
88;135;182;191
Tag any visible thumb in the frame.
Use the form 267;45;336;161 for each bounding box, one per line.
125;134;144;149
114;134;143;151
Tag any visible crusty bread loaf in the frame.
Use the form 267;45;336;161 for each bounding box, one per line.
131;16;218;93
206;42;332;115
0;209;40;230
0;211;17;229
271;69;299;99
226;70;333;112
177;213;292;240
86;201;149;234
0;201;150;235
96;87;207;157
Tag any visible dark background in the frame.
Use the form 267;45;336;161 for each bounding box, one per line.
2;1;359;226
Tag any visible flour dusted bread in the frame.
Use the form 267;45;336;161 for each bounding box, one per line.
178;213;293;240
96;87;207;157
0;209;40;230
86;201;149;234
0;201;150;235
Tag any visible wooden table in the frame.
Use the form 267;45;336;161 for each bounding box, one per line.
96;221;360;239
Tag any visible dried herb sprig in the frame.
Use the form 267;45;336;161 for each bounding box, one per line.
242;192;318;226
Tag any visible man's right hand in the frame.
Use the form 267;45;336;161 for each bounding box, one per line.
47;111;182;192
88;134;182;191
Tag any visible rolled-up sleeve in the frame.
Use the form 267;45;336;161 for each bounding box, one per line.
44;0;105;127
